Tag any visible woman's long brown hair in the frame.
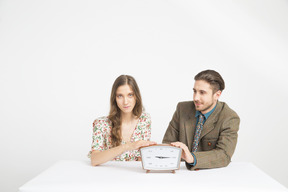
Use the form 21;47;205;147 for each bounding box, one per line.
108;75;143;147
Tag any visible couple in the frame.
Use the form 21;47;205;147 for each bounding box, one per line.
88;70;240;170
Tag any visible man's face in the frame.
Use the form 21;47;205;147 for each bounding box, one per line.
193;80;221;114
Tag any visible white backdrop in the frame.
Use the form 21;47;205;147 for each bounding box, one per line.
1;0;288;191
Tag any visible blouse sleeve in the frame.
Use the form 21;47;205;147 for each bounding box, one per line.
142;113;152;141
88;119;105;158
91;119;106;151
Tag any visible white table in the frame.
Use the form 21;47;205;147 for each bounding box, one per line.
18;160;288;192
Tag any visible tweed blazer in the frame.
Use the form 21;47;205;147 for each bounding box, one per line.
162;101;240;170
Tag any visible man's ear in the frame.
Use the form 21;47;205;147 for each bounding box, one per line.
214;90;222;100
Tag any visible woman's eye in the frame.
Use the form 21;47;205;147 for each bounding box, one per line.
117;95;122;98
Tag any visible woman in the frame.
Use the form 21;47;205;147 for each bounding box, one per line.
89;75;156;166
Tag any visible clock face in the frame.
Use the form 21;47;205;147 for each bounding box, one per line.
140;145;182;171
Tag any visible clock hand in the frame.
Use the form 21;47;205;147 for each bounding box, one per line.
155;156;170;159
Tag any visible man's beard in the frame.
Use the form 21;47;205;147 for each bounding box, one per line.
195;101;214;113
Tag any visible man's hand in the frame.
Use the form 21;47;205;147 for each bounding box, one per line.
171;142;194;164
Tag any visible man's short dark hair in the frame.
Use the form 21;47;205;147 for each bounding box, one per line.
194;70;225;93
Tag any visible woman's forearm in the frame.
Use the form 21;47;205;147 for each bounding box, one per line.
90;144;129;166
90;140;156;166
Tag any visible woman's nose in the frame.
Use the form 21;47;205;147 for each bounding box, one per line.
124;97;128;104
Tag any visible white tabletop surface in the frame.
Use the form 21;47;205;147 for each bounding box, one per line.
18;160;288;192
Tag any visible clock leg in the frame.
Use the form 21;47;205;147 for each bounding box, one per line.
171;170;175;174
146;170;150;174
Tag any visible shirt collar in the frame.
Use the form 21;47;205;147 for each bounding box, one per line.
195;103;217;120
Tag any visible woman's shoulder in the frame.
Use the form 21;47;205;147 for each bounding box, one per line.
93;116;112;128
94;116;109;121
139;112;151;122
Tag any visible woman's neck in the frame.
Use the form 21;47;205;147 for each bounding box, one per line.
121;112;136;124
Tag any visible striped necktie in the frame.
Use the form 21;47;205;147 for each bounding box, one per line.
192;114;204;152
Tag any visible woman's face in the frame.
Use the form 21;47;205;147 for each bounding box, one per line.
115;84;136;115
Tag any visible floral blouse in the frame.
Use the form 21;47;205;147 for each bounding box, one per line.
88;112;151;161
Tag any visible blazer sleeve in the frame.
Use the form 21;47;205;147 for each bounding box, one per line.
162;103;181;144
186;112;240;170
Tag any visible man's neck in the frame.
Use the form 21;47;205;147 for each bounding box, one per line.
201;101;217;114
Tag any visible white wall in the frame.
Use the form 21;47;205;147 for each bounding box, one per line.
1;0;288;191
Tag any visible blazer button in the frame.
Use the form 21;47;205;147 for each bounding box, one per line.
208;142;212;146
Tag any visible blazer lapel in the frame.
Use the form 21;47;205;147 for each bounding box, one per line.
184;111;197;151
200;118;217;139
200;102;222;139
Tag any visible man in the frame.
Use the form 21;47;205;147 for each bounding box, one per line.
162;70;240;170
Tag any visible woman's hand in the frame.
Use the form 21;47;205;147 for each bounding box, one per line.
126;140;157;151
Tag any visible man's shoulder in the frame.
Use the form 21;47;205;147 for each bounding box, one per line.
218;101;239;119
177;101;195;108
175;101;195;113
177;101;194;106
175;101;239;119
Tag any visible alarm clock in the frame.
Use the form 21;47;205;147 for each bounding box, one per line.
140;144;182;173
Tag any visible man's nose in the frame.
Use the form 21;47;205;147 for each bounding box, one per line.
194;93;199;101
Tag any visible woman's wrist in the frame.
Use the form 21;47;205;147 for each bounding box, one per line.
123;142;132;152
